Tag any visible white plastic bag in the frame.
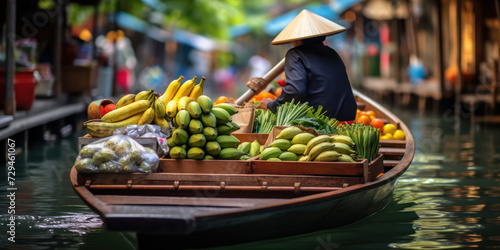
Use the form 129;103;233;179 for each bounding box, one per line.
75;135;159;173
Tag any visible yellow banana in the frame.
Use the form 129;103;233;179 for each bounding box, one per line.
135;89;154;102
178;96;194;110
101;99;151;123
154;97;166;117
154;113;170;128
159;76;184;104
189;76;205;99
166;100;178;118
138;105;155;125
172;76;197;102
85;113;143;137
116;94;136;109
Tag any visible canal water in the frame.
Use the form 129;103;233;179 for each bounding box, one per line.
1;105;500;249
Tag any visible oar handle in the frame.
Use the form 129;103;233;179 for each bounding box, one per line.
235;58;285;105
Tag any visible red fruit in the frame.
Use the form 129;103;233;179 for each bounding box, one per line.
100;105;105;117
104;104;116;113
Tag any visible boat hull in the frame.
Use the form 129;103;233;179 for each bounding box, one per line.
132;178;398;249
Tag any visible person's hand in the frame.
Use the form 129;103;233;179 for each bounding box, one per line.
256;98;273;110
246;77;267;93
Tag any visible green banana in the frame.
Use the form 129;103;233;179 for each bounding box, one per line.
268;139;292;151
218;148;246;160
212;108;232;125
205;141;221;156
188;134;207;148
337;154;356;162
187;147;205;160
214;103;237;116
215;135;240;149
279;152;298;161
260;147;282;160
187;101;202;118
314;151;342;162
308;142;336;161
331;135;355;147
169;146;187;159
287;144;307;155
171;128;188;145
237;142;251;154
304;135;333;155
276;126;302;140
201;112;217;128
332;142;357;154
175;110;191;129
197;95;213;113
188;119;204;134
249;140;261;157
291;133;316;145
203;127;218;141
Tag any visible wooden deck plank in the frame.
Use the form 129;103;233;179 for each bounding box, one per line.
379;147;406;155
96;195;285;208
383;160;400;167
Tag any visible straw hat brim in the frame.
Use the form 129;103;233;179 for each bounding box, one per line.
272;9;346;45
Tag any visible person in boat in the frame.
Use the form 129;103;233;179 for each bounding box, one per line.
250;10;357;122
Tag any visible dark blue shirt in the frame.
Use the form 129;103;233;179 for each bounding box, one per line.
267;41;357;121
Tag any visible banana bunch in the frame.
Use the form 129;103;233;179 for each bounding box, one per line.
86;88;171;138
167;94;247;160
258;127;357;162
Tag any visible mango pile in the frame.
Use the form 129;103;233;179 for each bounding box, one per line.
167;96;249;160
260;127;358;162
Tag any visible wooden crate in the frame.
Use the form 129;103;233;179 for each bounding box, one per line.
158;157;251;174
232;133;269;145
251;154;384;183
78;134;158;152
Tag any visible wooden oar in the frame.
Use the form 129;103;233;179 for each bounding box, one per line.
235;58;286;105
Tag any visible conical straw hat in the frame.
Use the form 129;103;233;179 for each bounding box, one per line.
272;9;346;45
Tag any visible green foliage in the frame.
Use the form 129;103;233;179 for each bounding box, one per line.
162;0;244;39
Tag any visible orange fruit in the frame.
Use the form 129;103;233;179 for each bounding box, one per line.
275;87;282;97
366;110;376;117
228;97;236;103
393;130;406;140
383;124;397;135
357;115;371;126
370;118;384;129
215;96;228;105
260;91;277;100
381;133;394;140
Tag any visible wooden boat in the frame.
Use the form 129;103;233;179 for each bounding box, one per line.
70;90;414;249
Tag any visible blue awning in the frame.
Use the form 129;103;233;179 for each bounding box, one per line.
172;30;217;51
264;4;337;35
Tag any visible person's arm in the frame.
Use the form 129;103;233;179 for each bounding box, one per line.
267;51;308;112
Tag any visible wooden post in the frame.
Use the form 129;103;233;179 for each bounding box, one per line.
455;0;463;119
4;0;16;115
434;0;445;100
53;1;63;97
492;60;498;112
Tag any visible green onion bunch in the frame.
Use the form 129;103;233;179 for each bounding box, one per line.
337;123;380;162
276;99;313;126
253;109;277;133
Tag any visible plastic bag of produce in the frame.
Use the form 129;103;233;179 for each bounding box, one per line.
113;124;172;156
75;135;159;173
